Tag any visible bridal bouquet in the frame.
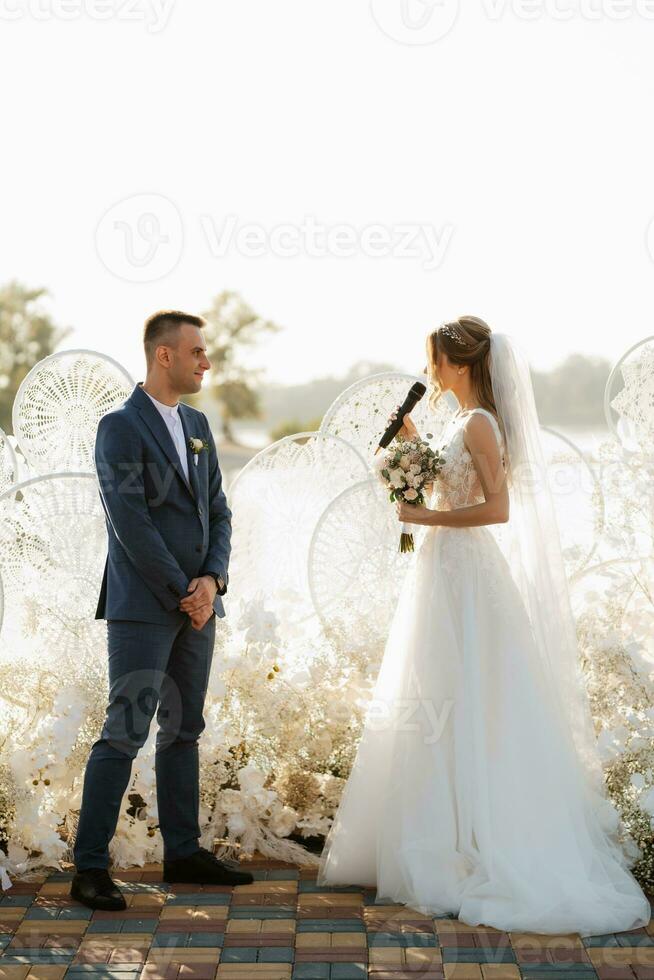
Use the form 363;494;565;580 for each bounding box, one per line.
374;437;445;553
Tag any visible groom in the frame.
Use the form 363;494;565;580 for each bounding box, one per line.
71;310;253;911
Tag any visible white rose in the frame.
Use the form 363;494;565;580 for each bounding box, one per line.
238;764;266;793
389;468;405;489
227;813;248;837
190;438;204;452
404;488;418;501
268;805;298;837
640;787;654;817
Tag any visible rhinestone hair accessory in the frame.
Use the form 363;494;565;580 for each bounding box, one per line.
439;323;473;347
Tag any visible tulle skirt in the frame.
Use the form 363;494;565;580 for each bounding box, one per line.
317;523;651;936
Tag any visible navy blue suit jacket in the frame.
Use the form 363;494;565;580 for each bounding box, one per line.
94;382;231;625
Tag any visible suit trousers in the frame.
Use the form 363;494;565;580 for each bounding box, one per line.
73;613;216;870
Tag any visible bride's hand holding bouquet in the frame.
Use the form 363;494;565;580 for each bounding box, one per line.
394;497;434;528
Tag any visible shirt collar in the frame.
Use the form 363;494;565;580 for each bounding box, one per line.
142;386;180;419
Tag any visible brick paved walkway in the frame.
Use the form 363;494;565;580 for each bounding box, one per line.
1;859;653;980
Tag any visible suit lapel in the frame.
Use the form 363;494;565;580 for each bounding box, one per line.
179;404;201;502
131;384;195;500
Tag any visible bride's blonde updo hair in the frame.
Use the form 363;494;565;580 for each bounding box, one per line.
427;315;499;420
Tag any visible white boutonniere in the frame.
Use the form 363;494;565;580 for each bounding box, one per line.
189;437;209;466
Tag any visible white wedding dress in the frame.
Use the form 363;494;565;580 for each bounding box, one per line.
317;406;651;936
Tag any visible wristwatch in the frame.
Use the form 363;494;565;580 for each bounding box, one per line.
209;572;225;593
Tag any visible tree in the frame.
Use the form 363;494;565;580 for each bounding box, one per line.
0;281;72;433
269;417;324;443
194;290;280;442
531;354;611;426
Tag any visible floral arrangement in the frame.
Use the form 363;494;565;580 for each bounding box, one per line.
0;590;387;881
374;436;445;552
571;439;654;891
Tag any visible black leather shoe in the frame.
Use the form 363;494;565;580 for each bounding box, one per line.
70;868;127;911
163;847;254;885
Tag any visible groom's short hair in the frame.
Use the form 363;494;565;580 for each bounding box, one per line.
143;310;206;364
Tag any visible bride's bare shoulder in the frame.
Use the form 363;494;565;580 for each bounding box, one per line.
461;409;503;449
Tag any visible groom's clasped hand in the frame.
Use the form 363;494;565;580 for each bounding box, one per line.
179;574;219;630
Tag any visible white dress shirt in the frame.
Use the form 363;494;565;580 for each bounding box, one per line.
142;387;190;484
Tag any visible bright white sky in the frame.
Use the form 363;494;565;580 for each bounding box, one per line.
2;0;654;385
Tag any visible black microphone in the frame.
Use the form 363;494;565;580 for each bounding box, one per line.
376;381;427;453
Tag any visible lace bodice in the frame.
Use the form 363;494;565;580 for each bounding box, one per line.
430;407;505;511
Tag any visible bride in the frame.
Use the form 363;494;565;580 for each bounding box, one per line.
316;315;651;936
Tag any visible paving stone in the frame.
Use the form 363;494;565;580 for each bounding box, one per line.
166;896;230;907
329;965;366;979
291;965;330;979
296;922;364;933
480;967;521;980
442;965;483;979
67;967;143;973
0;952;74;962
218;947;258;963
215;967;291;978
595;969;638;979
257;949;294;962
369;972;445;980
520;972;597;980
187;934;223;948
0;861;651;980
441;948;516;964
228;908;295;919
140;967;179;979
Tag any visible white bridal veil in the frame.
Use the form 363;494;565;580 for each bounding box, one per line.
489;333;618;830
